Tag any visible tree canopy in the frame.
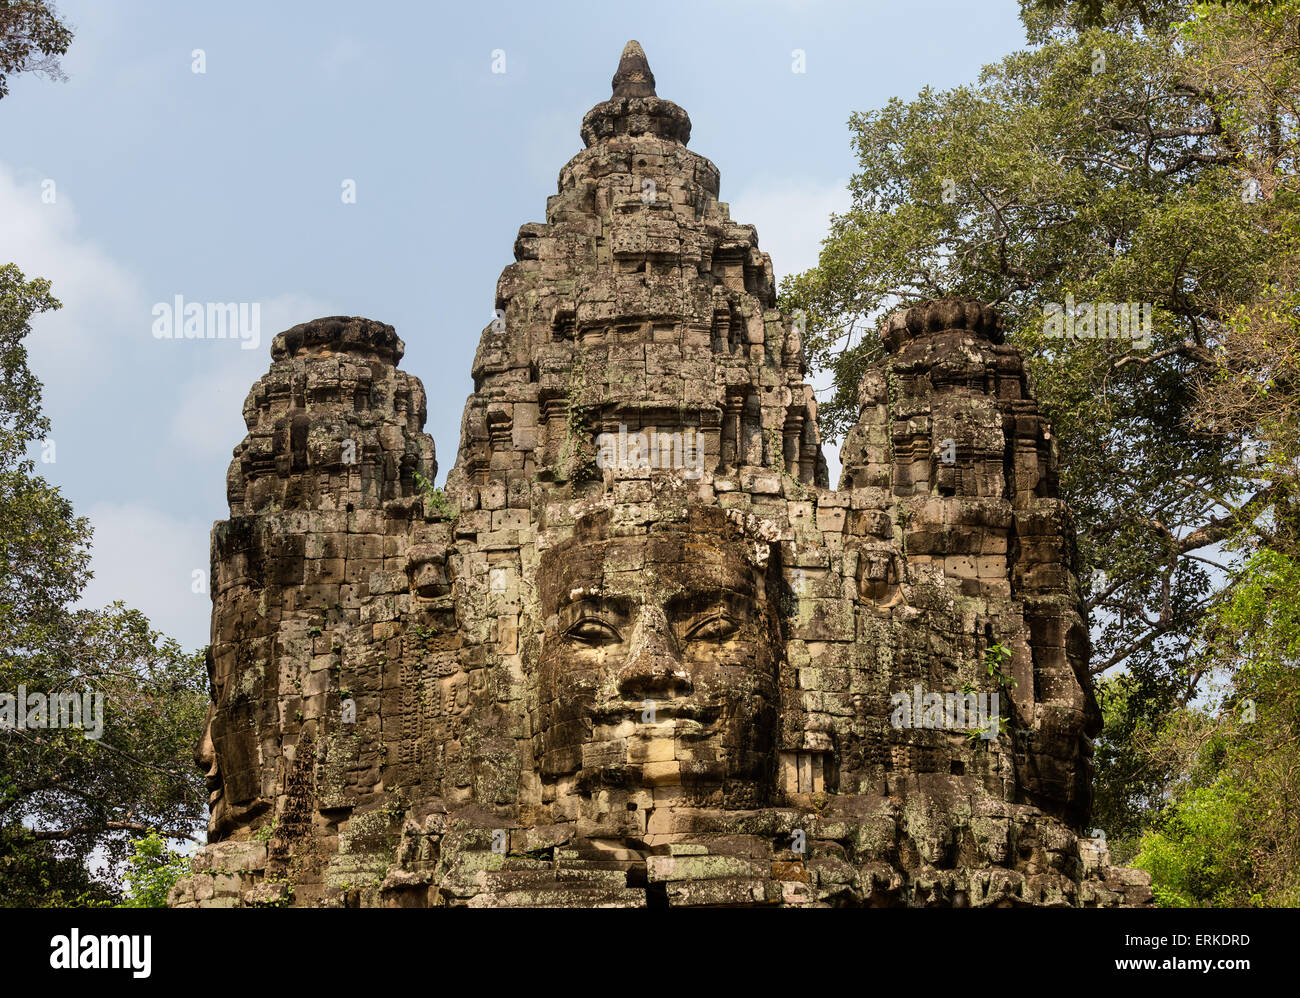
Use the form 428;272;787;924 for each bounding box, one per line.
0;270;208;906
783;0;1300;903
0;0;71;100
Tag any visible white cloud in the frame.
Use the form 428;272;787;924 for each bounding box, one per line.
321;35;364;77
0;163;144;382
727;175;850;283
0;158;336;648
525;107;585;186
87;289;335;650
167;293;339;464
78;502;212;652
729;176;850;482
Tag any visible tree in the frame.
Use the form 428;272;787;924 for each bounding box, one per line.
0;265;209;905
1118;548;1300;906
1;8;208;906
0;824;116;907
0;0;72;100
783;0;1296;764
117;829;192;908
781;0;1300;901
0;265;89;690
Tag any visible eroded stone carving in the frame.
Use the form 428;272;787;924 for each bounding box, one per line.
171;42;1150;908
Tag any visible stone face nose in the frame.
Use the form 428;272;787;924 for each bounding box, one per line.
616;604;692;700
611;39;656;98
195;712;217;777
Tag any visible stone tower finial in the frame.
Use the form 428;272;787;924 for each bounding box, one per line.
582;39;688;146
611;40;656;98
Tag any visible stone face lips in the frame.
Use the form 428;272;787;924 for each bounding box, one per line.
173;47;1150;909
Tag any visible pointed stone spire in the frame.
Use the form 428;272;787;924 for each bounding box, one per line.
583;39;688;146
611;40;656;98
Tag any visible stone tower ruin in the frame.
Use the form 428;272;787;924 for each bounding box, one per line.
171;42;1151;908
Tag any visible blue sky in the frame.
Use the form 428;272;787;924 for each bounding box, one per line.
0;0;1027;650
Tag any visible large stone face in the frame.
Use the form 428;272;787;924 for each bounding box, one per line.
171;42;1150;908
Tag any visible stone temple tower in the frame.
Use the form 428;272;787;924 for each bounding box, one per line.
449;39;827;500
172;42;1150;908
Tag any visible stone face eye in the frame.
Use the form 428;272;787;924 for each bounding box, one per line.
685;614;739;642
566;617;622;646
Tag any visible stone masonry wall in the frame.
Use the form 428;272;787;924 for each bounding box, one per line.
171;42;1150;909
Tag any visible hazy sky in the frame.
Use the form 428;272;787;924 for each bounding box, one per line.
0;0;1026;650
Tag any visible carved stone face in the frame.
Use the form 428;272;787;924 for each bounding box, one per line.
201;644;263;836
406;542;454;600
195;702;225;829
533;508;780;809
